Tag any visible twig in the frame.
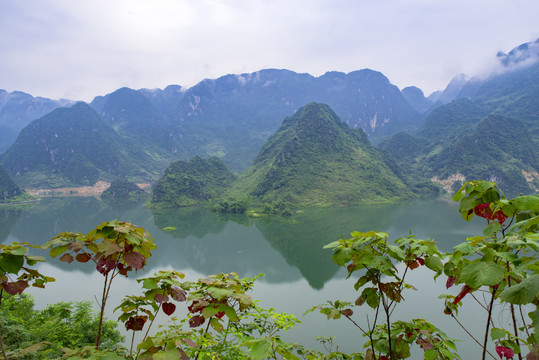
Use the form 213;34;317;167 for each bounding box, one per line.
450;313;496;360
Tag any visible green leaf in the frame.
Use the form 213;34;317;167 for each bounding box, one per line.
424;348;438;360
0;254;24;274
424;256;443;273
483;222;501;236
49;245;69;258
210;317;224;332
250;339;271;360
490;327;507;340
499;274;539;305
460;261;505;289
332;247;354;266
361;287;380;309
224;306;239;322
276;345;301;360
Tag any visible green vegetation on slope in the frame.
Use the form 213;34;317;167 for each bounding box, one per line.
149;156;237;208
0;294;123;359
0;102;170;188
229;103;414;206
0;165;33;203
100;180;147;208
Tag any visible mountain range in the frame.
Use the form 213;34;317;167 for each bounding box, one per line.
0;38;538;202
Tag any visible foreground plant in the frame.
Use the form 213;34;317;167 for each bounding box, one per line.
0;242;54;359
43;220;156;350
309;231;459;360
443;181;538;360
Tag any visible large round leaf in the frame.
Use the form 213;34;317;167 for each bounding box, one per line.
460;261;505;289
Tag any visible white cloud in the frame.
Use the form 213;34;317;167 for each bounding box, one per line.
0;0;538;101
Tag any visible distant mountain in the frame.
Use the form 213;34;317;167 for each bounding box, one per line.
157;69;423;172
229;103;414;206
427;73;470;105
1;102;167;188
150;156;237;208
401;86;433;113
0;90;73;153
381;39;539;196
90;87;181;153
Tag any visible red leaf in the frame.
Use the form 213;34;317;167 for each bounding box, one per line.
75;253;91;263
125;315;148;331
189;314;205;328
4;280;28;295
162;302;176;316
496;346;515;359
446;276;455;289
453;284;473;304
116;263;132;276
215;311;225;319
408;260;419;270
59;253;74;263
417;258;425;266
341;309;353;317
123;252;145;270
96;257;116;275
155;293;169;304
170;287;187;302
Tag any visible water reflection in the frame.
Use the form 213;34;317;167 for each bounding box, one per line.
3;197;484;288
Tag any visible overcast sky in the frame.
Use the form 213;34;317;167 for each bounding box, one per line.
1;0;538;102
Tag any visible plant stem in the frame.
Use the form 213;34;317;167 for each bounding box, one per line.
482;288;497;360
0;290;8;360
136;304;162;359
96;271;111;349
194;318;213;360
130;330;136;357
519;305;530;338
450;313;496;360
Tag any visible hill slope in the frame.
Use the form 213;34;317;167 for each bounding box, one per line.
1;103;166;188
230;103;414;206
150;156;237;208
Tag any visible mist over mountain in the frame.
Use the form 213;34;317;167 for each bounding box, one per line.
381;40;539;196
0;90;73;153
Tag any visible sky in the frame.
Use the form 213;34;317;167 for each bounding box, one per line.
1;0;538;102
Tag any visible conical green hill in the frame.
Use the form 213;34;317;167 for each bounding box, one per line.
230;103;413;206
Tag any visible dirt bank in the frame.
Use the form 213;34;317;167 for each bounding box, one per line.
25;181;151;197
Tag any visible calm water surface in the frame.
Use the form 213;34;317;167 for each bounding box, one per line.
1;197;493;357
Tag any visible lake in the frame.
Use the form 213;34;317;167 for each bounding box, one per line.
1;196;498;357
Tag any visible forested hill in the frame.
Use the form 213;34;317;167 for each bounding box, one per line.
380;44;539;196
150;156;237;208
228;103;414;206
0;102;171;188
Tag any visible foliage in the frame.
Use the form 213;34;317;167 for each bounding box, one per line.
101;180;147;208
442;180;538;359
42;220;156;349
308;231;460;360
149;156;237;209
0;294;123;359
0;241;54;359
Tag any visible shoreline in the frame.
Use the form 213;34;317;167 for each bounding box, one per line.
24;181;151;198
